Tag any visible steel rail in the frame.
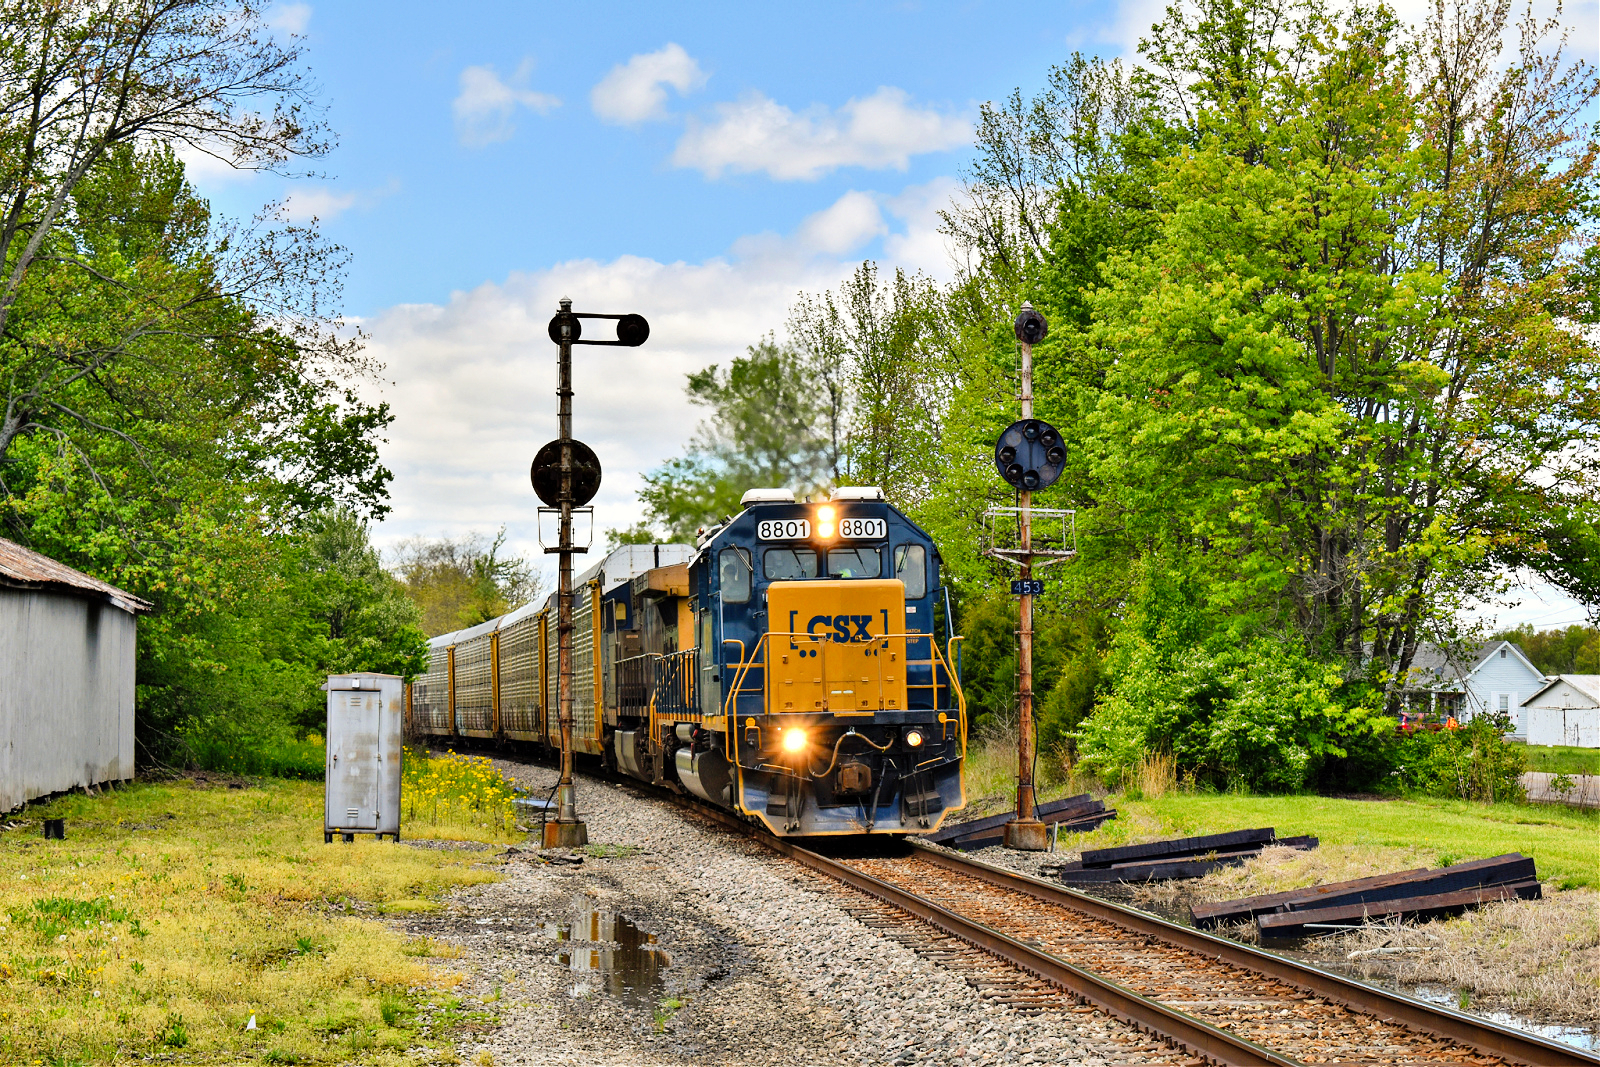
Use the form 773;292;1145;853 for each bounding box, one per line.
903;843;1598;1067
488;751;1598;1067
764;833;1299;1066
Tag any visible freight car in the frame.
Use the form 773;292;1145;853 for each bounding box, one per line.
408;486;967;836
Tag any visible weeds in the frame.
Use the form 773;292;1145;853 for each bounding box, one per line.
159;1012;188;1048
404;748;518;835
186;735;325;779
1333;892;1600;1023
653;996;685;1031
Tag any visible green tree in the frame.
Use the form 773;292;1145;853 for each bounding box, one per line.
789;262;955;506
1494;624;1600;675
1075;0;1599;703
391;530;540;636
640;339;830;540
604;522;658;550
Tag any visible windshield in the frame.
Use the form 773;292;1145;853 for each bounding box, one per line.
826;547;880;579
764;547;818;580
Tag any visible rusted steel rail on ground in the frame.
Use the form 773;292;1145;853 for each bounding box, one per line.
670;796;1593;1067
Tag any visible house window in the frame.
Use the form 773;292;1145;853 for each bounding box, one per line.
1498;693;1510;712
1500;648;1507;658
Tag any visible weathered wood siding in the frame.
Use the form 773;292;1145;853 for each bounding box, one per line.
0;588;136;810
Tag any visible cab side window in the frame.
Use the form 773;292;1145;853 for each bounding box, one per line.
893;544;927;598
719;547;751;603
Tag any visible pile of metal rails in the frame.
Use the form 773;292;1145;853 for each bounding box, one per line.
1191;852;1541;938
922;793;1116;851
1048;827;1318;884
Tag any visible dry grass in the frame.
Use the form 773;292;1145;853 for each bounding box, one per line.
960;729;1103;817
0;777;507;1064
1332;891;1600;1023
1131;751;1177;799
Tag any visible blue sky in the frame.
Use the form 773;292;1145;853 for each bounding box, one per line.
184;0;1597;629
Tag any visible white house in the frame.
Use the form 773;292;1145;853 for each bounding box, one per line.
1522;675;1600;748
1398;640;1547;736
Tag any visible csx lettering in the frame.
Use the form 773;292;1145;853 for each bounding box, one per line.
805;614;875;642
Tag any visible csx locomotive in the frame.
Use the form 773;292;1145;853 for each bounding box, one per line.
408;486;967;836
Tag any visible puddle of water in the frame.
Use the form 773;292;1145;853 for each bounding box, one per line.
1409;985;1595;1051
542;909;669;1006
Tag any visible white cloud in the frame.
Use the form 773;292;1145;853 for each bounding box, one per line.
175;144;256;185
453;60;561;148
360;184;954;572
591;43;706;125
280;178;399;223
672;86;970;181
265;3;312;35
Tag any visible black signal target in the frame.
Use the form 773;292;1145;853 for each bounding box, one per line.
994;419;1065;491
531;439;602;507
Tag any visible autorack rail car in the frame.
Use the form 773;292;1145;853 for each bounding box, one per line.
408;486;968;836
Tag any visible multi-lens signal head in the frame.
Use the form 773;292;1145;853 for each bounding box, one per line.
994;418;1065;491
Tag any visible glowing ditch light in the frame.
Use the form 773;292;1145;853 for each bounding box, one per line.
781;728;808;753
904;730;925;747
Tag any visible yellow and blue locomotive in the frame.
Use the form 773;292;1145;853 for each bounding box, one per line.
408;485;966;836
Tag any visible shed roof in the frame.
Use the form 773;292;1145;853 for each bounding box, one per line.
1526;674;1600;707
0;537;151;614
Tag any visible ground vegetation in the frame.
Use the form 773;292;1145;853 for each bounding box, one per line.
0;775;515;1065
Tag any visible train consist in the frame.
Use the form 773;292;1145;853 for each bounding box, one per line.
409;486;967;836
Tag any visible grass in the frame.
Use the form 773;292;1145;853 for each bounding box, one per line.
1106;793;1600;889
1522;744;1600;777
0;774;516;1064
1332;891;1600;1023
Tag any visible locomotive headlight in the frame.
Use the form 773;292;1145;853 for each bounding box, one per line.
904;729;925;748
781;727;808;753
817;504;836;540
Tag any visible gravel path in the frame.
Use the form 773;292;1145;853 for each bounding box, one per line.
389;755;1188;1067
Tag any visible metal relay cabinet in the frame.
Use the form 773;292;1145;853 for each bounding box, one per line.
323;672;403;842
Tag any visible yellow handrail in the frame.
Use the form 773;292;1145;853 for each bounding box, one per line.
936;636;968;757
719;630;964;724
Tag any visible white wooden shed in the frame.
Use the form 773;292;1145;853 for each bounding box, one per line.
1522;675;1600;748
0;538;150;811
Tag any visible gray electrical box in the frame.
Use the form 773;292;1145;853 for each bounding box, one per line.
323;672;403;842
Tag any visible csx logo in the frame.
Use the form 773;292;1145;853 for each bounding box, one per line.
807;614;874;642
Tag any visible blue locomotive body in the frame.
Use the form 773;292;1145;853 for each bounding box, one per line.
410;487;966;837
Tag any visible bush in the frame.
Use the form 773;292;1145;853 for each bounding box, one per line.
186;735;325;779
1075;633;1393;793
1394;714;1526;802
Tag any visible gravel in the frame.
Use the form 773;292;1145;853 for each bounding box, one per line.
387;755;1186;1066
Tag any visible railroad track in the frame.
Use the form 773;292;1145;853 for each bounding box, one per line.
483;749;1595;1066
762;838;1596;1067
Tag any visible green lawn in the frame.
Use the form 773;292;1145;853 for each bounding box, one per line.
1522;744;1600;777
1101;793;1600;889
